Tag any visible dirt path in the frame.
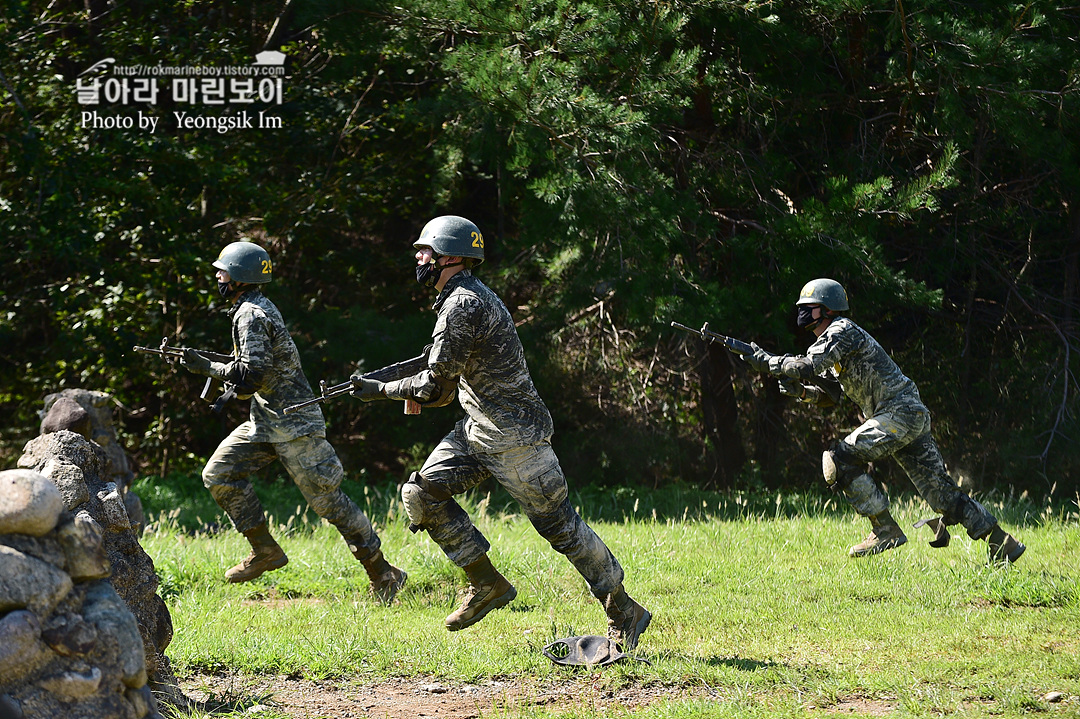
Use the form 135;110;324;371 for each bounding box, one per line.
180;672;710;718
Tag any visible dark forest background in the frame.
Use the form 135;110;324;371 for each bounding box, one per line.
2;0;1077;499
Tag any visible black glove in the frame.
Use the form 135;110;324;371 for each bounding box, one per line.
179;348;213;376
741;342;774;373
778;377;804;398
350;376;387;402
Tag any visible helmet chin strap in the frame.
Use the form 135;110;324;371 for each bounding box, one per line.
416;256;465;289
797;305;832;332
218;280;247;299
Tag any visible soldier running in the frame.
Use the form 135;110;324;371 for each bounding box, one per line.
179;241;407;600
350;216;651;650
743;278;1025;563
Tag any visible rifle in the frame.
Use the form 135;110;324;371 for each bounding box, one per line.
133;337;238;412
669;321;842;405
669;321;754;356
283;345;433;416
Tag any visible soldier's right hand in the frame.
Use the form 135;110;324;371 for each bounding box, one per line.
350;376;387;402
179;348;213;376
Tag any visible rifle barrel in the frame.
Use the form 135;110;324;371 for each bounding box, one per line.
133;345;233;363
282;397;319;415
669;321;754;355
282;347;431;415
282;380;355;415
133;345;178;353
669;321;698;334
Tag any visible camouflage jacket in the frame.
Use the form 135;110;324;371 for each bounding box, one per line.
393;271;554;452
207;289;324;442
768;317;924;418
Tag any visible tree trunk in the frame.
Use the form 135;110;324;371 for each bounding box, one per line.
700;341;745;487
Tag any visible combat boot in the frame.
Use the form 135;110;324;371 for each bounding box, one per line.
601;584;651;652
445;554;517;631
355;548;408;604
225;523;288;583
849;511;907;558
987;525;1025;564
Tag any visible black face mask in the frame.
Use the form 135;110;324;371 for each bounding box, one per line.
218;281;236;299
415;261;440;289
796;305;820;330
416;257;464;289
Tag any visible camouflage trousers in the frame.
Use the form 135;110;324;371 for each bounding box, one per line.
410;423;625;597
837;402;997;539
202;421;381;556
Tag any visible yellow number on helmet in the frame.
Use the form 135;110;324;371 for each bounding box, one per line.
471;231;484;249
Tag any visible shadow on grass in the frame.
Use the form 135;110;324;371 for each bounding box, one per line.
703;655;780;672
641;650;781;672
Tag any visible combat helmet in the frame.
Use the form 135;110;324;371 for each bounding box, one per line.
213;241;273;284
413;215;485;265
796;278;849;311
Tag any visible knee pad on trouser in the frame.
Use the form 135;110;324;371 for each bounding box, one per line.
842;474;890;518
822;445;868;492
401;473;427;533
401;471;453;533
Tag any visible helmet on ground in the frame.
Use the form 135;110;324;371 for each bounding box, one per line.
796;278;848;311
413;215;485;265
213;241;273;284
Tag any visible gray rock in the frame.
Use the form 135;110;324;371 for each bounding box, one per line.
0;470;64;537
10;684;134;719
0;534;67;571
96;484;131;532
74;510;103;535
0;546;73;615
41;613;98;657
33;457;91;509
125;685;158;719
40;390;134;495
36;667;102;699
40;398;91;440
18;433;99;511
0;611;48;688
81;582;147;689
123;492;146;537
56;515;110;581
0;694;24;719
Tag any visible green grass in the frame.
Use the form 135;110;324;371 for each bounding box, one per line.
134;473;1080;718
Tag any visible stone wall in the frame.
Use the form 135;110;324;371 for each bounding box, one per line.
0;467;163;719
15;430;187;710
40;389;145;534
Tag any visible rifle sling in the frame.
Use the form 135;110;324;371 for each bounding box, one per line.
210;384;237;413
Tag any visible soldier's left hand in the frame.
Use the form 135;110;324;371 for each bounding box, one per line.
179;348;213;376
741;342;774;373
350;376;387;402
778;376;804;398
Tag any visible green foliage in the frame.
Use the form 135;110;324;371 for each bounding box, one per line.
2;0;1077;495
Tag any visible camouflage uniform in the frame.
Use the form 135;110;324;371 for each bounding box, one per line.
201;289;381;557
769;317;997;540
389;271;625;597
